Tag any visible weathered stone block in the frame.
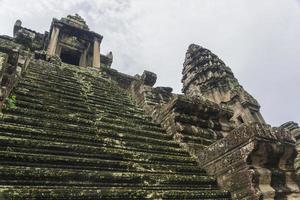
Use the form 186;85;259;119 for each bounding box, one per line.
155;86;173;93
198;123;300;200
182;44;265;125
0;52;8;73
141;70;157;86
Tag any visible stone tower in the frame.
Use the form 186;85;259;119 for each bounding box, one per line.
182;44;265;125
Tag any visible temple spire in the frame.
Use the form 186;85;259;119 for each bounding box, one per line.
182;44;265;125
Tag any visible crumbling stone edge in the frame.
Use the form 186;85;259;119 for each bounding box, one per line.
106;69;300;200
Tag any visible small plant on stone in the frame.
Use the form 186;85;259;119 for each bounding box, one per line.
5;95;17;109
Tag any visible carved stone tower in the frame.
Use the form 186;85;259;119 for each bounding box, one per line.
182;44;265;125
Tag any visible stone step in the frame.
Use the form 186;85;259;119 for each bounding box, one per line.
27;62;100;82
14;91;146;121
0;146;197;171
0;135;196;166
23;73;132;103
27;65;78;77
19;79;130;109
17;81;84;101
96;122;171;142
0;60;231;199
28;63;115;89
23;73;82;93
15;92;88;111
0;166;214;187
99;117;165;133
3;106;164;134
1;112;173;144
15;98;93;116
0;151;202;175
0;123;189;157
13;96;154;126
3;106;92;125
11;89;153;123
182;134;214;146
0;186;231;199
14;85;145;116
95;107;153;122
26;69;127;97
2;113;96;134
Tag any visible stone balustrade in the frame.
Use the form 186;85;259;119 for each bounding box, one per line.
198;123;300;199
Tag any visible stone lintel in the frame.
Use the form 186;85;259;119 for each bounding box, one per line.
52;19;103;43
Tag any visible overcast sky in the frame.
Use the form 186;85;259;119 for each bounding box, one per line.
0;0;299;126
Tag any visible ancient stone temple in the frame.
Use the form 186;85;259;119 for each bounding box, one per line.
182;44;265;126
0;14;299;200
13;14;113;68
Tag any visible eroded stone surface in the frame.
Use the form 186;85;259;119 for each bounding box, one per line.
0;58;233;199
182;44;265;126
0;16;232;199
280;121;300;181
128;45;300;199
0;14;299;200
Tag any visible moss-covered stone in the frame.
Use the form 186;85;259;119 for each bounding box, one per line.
0;60;231;199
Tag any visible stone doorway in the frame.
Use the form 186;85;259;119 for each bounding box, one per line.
60;48;81;66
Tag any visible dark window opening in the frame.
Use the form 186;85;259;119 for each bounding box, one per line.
237;116;244;125
251;111;259;122
60;48;81;66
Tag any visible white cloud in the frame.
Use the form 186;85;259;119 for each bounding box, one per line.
0;0;299;126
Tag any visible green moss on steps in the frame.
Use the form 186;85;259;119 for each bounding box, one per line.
0;60;231;199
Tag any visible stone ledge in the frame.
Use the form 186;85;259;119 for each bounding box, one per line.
199;123;295;167
165;95;233;120
198;123;300;200
0;43;32;108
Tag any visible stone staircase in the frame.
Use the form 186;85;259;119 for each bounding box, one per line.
0;60;231;199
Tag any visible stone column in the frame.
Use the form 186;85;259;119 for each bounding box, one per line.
79;49;87;67
92;38;100;68
47;26;60;56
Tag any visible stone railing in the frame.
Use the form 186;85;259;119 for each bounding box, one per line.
152;95;234;154
131;84;173;117
0;46;32;108
129;75;234;155
101;67;139;90
198;123;300;199
128;69;300;200
280;121;300;182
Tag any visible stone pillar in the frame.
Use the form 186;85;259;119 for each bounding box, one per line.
47;26;60;56
79;49;87;67
92;38;100;68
